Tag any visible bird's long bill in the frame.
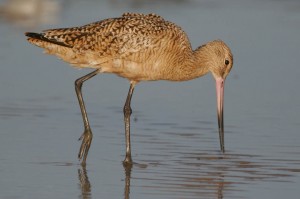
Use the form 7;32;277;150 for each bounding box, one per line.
216;78;225;153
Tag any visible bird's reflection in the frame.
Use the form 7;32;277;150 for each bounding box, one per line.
179;169;225;199
217;179;224;199
78;165;91;199
77;162;225;199
74;149;299;198
77;163;132;199
123;164;132;199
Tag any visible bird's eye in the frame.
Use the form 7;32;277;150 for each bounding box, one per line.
225;60;230;65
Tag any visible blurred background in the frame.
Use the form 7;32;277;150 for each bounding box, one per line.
0;0;300;199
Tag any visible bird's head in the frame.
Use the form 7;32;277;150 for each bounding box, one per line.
199;40;233;80
197;40;233;152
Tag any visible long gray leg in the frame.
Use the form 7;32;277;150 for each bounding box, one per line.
75;69;100;165
123;83;135;166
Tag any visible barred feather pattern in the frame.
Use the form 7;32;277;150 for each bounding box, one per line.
25;13;232;82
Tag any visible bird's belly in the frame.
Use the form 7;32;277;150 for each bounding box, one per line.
101;59;164;81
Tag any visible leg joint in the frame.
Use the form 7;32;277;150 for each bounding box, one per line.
75;78;83;89
123;105;132;117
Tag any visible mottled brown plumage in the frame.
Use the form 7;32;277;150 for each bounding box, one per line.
25;13;233;166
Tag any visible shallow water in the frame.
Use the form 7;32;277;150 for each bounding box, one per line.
1;0;300;198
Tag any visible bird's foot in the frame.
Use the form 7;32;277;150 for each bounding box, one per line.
78;128;93;165
123;155;133;168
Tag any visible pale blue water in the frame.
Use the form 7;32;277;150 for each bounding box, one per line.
0;0;300;198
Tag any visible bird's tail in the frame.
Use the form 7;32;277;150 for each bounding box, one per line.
25;32;46;40
25;32;71;48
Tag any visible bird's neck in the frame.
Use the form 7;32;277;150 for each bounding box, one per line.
169;46;210;81
192;47;211;77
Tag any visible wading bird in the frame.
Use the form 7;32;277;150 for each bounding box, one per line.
25;13;233;166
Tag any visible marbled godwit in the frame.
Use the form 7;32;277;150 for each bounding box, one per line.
25;13;233;165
